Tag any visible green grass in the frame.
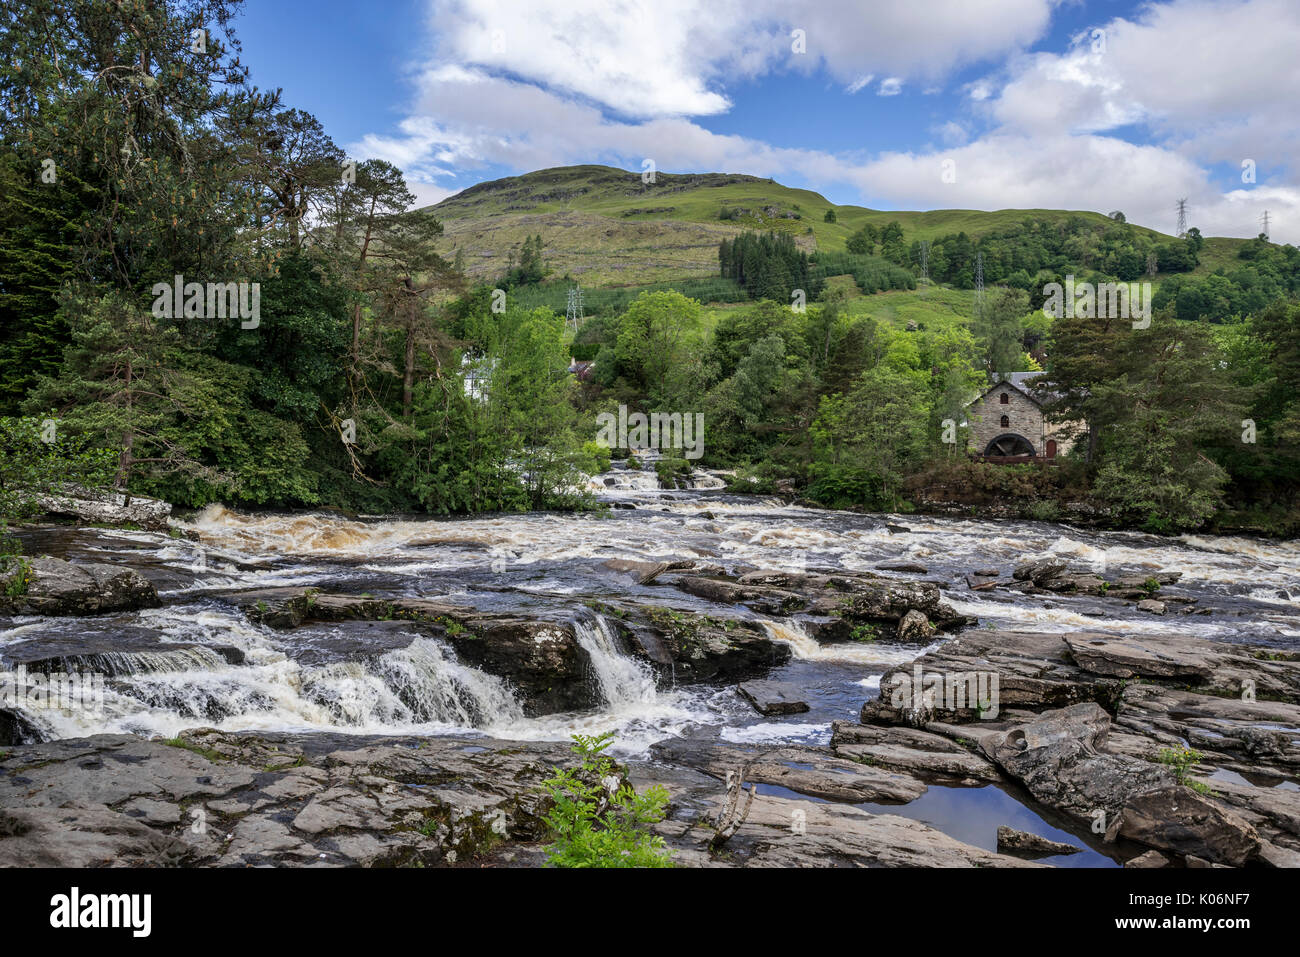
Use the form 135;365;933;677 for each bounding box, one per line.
428;164;1254;288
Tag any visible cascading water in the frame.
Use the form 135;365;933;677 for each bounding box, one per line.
572;613;657;709
5;482;1298;758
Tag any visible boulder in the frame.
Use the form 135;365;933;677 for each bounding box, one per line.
1013;558;1068;584
1117;786;1261;867
1;557;160;616
896;609;936;642
736;680;809;716
987;704;1173;824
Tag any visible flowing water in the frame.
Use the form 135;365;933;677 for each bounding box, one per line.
4;468;1298;860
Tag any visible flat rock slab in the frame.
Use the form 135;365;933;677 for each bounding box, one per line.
831;721;1001;783
1065;633;1212;680
737;680;809;716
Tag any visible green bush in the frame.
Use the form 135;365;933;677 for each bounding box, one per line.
655;455;692;488
541;732;673;868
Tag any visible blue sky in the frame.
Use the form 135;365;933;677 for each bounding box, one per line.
232;0;1299;242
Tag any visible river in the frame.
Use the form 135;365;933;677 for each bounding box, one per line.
3;467;1298;865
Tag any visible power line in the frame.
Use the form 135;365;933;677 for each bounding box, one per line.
1176;198;1188;238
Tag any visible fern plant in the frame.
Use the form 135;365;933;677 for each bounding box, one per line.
542;732;673;868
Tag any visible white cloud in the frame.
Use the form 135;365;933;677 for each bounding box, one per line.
428;0;1055;119
845;74;874;95
349;0;1300;243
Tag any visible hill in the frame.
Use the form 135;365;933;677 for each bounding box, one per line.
427;164;1253;289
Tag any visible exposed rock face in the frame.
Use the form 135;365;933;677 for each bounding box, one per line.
855;626;1300;867
0;557;160;616
736;680;809;716
0;730;1042;869
33;489;172;531
986;704;1173;825
1063;633;1212;681
0;731;577;867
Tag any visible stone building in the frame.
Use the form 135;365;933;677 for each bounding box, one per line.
966;372;1079;459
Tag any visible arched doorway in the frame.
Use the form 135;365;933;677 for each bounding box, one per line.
1046;439;1058;458
984;433;1035;456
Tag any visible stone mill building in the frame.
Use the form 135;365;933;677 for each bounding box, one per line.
966;372;1079;460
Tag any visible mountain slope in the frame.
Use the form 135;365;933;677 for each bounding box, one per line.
427;164;1251;287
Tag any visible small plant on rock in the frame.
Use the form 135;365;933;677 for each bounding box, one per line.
1158;745;1212;794
541;731;673;868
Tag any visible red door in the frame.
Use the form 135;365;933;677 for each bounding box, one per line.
1046;439;1057;458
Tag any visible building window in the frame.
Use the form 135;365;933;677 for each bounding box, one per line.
999;393;1009;404
1000;415;1010;428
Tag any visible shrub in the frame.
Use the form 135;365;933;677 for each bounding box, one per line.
541;732;673;868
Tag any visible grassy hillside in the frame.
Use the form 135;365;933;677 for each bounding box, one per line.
428;164;1255;288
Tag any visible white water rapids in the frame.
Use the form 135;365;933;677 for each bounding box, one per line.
3;469;1298;755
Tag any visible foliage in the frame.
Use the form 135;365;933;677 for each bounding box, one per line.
0;415;116;519
541;732;673;868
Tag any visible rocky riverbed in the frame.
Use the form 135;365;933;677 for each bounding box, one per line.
1;478;1297;867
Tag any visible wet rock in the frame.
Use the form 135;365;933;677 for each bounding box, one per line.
629;608;790;683
876;562;928;574
0;557;160;616
737;680;809;716
440;617;599;715
996;825;1082;858
0;707;41;746
1013;558;1068;584
1137;599;1167;615
1117;787;1260;866
896;609;936;642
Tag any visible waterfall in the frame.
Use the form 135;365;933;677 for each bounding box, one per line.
571;614;657;709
